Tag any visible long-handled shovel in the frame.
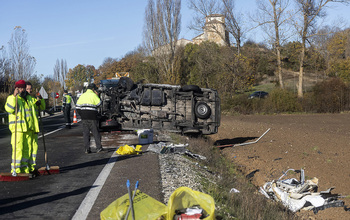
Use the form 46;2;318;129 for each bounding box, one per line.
0;94;29;181
38;102;60;175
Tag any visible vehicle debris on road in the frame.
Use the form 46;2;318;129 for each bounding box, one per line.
259;168;345;213
147;142;206;160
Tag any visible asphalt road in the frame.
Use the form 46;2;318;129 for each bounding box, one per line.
0;112;164;220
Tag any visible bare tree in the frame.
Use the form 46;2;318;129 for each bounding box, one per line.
53;59;60;82
144;0;160;54
254;0;293;88
61;59;68;88
0;46;6;79
8;26;36;81
188;0;221;33
143;0;181;82
221;0;246;53
294;0;349;98
53;59;68;89
188;0;244;53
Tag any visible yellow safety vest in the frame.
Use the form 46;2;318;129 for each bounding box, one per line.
26;94;44;133
76;89;101;109
64;94;72;105
5;95;34;133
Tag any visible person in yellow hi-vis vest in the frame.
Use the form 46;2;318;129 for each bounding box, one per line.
26;81;45;175
62;90;72;129
76;83;103;153
4;80;34;174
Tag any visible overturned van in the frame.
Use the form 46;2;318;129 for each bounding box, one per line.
98;77;220;135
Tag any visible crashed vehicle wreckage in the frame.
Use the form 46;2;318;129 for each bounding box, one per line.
97;77;220;135
259;168;345;213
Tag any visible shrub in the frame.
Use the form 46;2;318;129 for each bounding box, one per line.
222;94;254;115
223;88;303;115
262;88;302;113
311;78;350;113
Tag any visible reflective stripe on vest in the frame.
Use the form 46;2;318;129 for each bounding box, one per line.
77;106;98;111
7;103;15;110
9;120;25;125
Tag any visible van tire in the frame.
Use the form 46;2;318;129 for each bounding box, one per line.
181;85;201;93
195;102;211;119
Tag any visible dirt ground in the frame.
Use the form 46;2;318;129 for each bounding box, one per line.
210;113;350;220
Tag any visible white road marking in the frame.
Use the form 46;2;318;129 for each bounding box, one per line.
71;151;118;220
37;119;81;139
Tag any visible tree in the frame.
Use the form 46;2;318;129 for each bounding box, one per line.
60;59;68;88
53;59;68;89
327;29;350;81
42;76;61;107
97;57;119;82
188;0;221;33
65;64;90;92
131;57;160;83
293;0;349;98
143;0;181;83
8;26;36;81
221;0;245;53
0;46;11;92
255;0;293;88
189;0;245;53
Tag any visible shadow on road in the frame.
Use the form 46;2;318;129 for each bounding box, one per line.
59;153;142;173
0;186;94;214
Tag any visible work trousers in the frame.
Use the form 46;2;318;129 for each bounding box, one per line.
82;119;102;152
28;132;38;172
64;105;71;127
11;131;30;173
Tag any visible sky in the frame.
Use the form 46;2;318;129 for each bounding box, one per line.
1;0;350;79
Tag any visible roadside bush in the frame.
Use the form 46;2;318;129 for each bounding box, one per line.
262;88;302;113
222;94;253;115
223;88;303;115
310;78;350;113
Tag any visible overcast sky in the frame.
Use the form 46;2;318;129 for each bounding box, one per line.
1;0;349;79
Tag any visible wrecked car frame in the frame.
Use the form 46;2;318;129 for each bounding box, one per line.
259;168;344;213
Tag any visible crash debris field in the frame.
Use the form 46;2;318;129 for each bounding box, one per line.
211;113;350;219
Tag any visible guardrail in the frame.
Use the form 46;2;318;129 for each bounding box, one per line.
0;112;8;125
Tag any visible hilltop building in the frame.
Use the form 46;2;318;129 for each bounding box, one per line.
192;14;230;46
152;14;230;56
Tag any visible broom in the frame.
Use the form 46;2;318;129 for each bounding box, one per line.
37;93;60;175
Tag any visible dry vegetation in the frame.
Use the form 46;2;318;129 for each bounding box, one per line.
184;135;296;220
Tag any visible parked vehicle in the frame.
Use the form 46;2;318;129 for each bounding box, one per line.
97;77;221;135
249;91;269;99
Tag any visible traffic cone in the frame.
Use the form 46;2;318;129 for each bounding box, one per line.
73;110;77;123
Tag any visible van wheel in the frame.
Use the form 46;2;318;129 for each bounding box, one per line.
195;102;211;119
183;127;200;135
181;85;201;93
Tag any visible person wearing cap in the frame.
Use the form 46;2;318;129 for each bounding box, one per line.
62;90;72;129
4;80;34;174
25;81;45;175
76;83;103;153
